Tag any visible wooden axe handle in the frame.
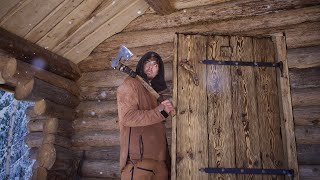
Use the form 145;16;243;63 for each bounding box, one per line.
116;63;176;117
135;75;176;117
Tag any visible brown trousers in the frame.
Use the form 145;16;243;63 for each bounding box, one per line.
121;159;168;180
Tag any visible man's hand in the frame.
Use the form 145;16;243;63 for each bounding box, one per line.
161;100;174;113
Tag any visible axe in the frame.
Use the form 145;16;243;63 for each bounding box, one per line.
111;45;176;117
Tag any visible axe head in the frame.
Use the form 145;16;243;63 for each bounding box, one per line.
111;45;133;69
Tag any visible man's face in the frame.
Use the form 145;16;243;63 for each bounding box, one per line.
143;60;159;80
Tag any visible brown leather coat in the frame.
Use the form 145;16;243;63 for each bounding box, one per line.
117;77;168;170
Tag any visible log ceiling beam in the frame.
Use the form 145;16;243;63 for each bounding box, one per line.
0;28;81;81
145;0;175;15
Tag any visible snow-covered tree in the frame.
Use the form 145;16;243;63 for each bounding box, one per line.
0;91;34;180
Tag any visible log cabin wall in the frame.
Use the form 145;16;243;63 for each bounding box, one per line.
0;48;81;178
77;1;320;179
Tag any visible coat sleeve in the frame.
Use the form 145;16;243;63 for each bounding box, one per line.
117;79;165;127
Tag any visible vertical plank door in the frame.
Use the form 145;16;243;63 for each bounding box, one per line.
172;34;295;180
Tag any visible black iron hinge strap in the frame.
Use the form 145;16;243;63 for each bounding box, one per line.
200;60;282;68
199;168;294;180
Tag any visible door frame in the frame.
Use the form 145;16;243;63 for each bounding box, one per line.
171;32;299;180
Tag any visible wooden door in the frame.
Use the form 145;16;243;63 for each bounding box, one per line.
172;34;290;180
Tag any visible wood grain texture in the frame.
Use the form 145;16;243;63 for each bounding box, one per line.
253;37;284;179
52;0;129;55
96;6;320;53
230;36;262;180
2;58;79;96
125;0;319;32
43;118;73;138
175;34;208;180
75;100;118;118
71;130;119;149
0;0;21;20
15;78;79;108
62;0;149;63
34;99;76;121
81;159;119;178
0;28;81;80
206;35;235;180
297;144;320;165
25;132;43;148
295;126;320;144
145;0;175;15
37;0;104;51
1;0;65;37
274;35;299;179
73;115;119;132
291;87;320;108
289;67;320;89
299;165;320;179
293;106;320;126
80;43;174;72
287;46;320;69
84;146;120;160
27;119;45;132
77;63;172;89
24;0;84;42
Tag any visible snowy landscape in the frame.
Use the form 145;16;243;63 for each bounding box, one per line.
0;91;34;180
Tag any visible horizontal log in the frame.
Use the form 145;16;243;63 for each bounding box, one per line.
86;39;320;73
145;0;175;15
42;133;71;148
76;100;118;118
73;116;172;132
171;0;233;10
34;99;76;121
2;58;79;96
81;178;120;180
0;84;14;92
34;167;47;180
0;73;4;84
78;63;172;89
95;6;320;52
73;116;119;132
15;78;79;108
80;42;174;72
245;21;320;49
71;130;119;149
291;87;320;107
287;46;320;69
37;143;76;170
0;49;12;69
81;159;120;178
299;165;320;179
27;119;45;132
26;106;48;120
125;0;320;32
293;106;320;126
25;132;43;148
79;80;173;101
34;167;71;180
0;55;14;85
80;86;118;101
43;118;73;138
285;22;320;49
29;147;38;160
84;146;120;160
295;125;320;144
0;28;81;81
289;67;320;89
297;144;320;165
24;131;71;148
